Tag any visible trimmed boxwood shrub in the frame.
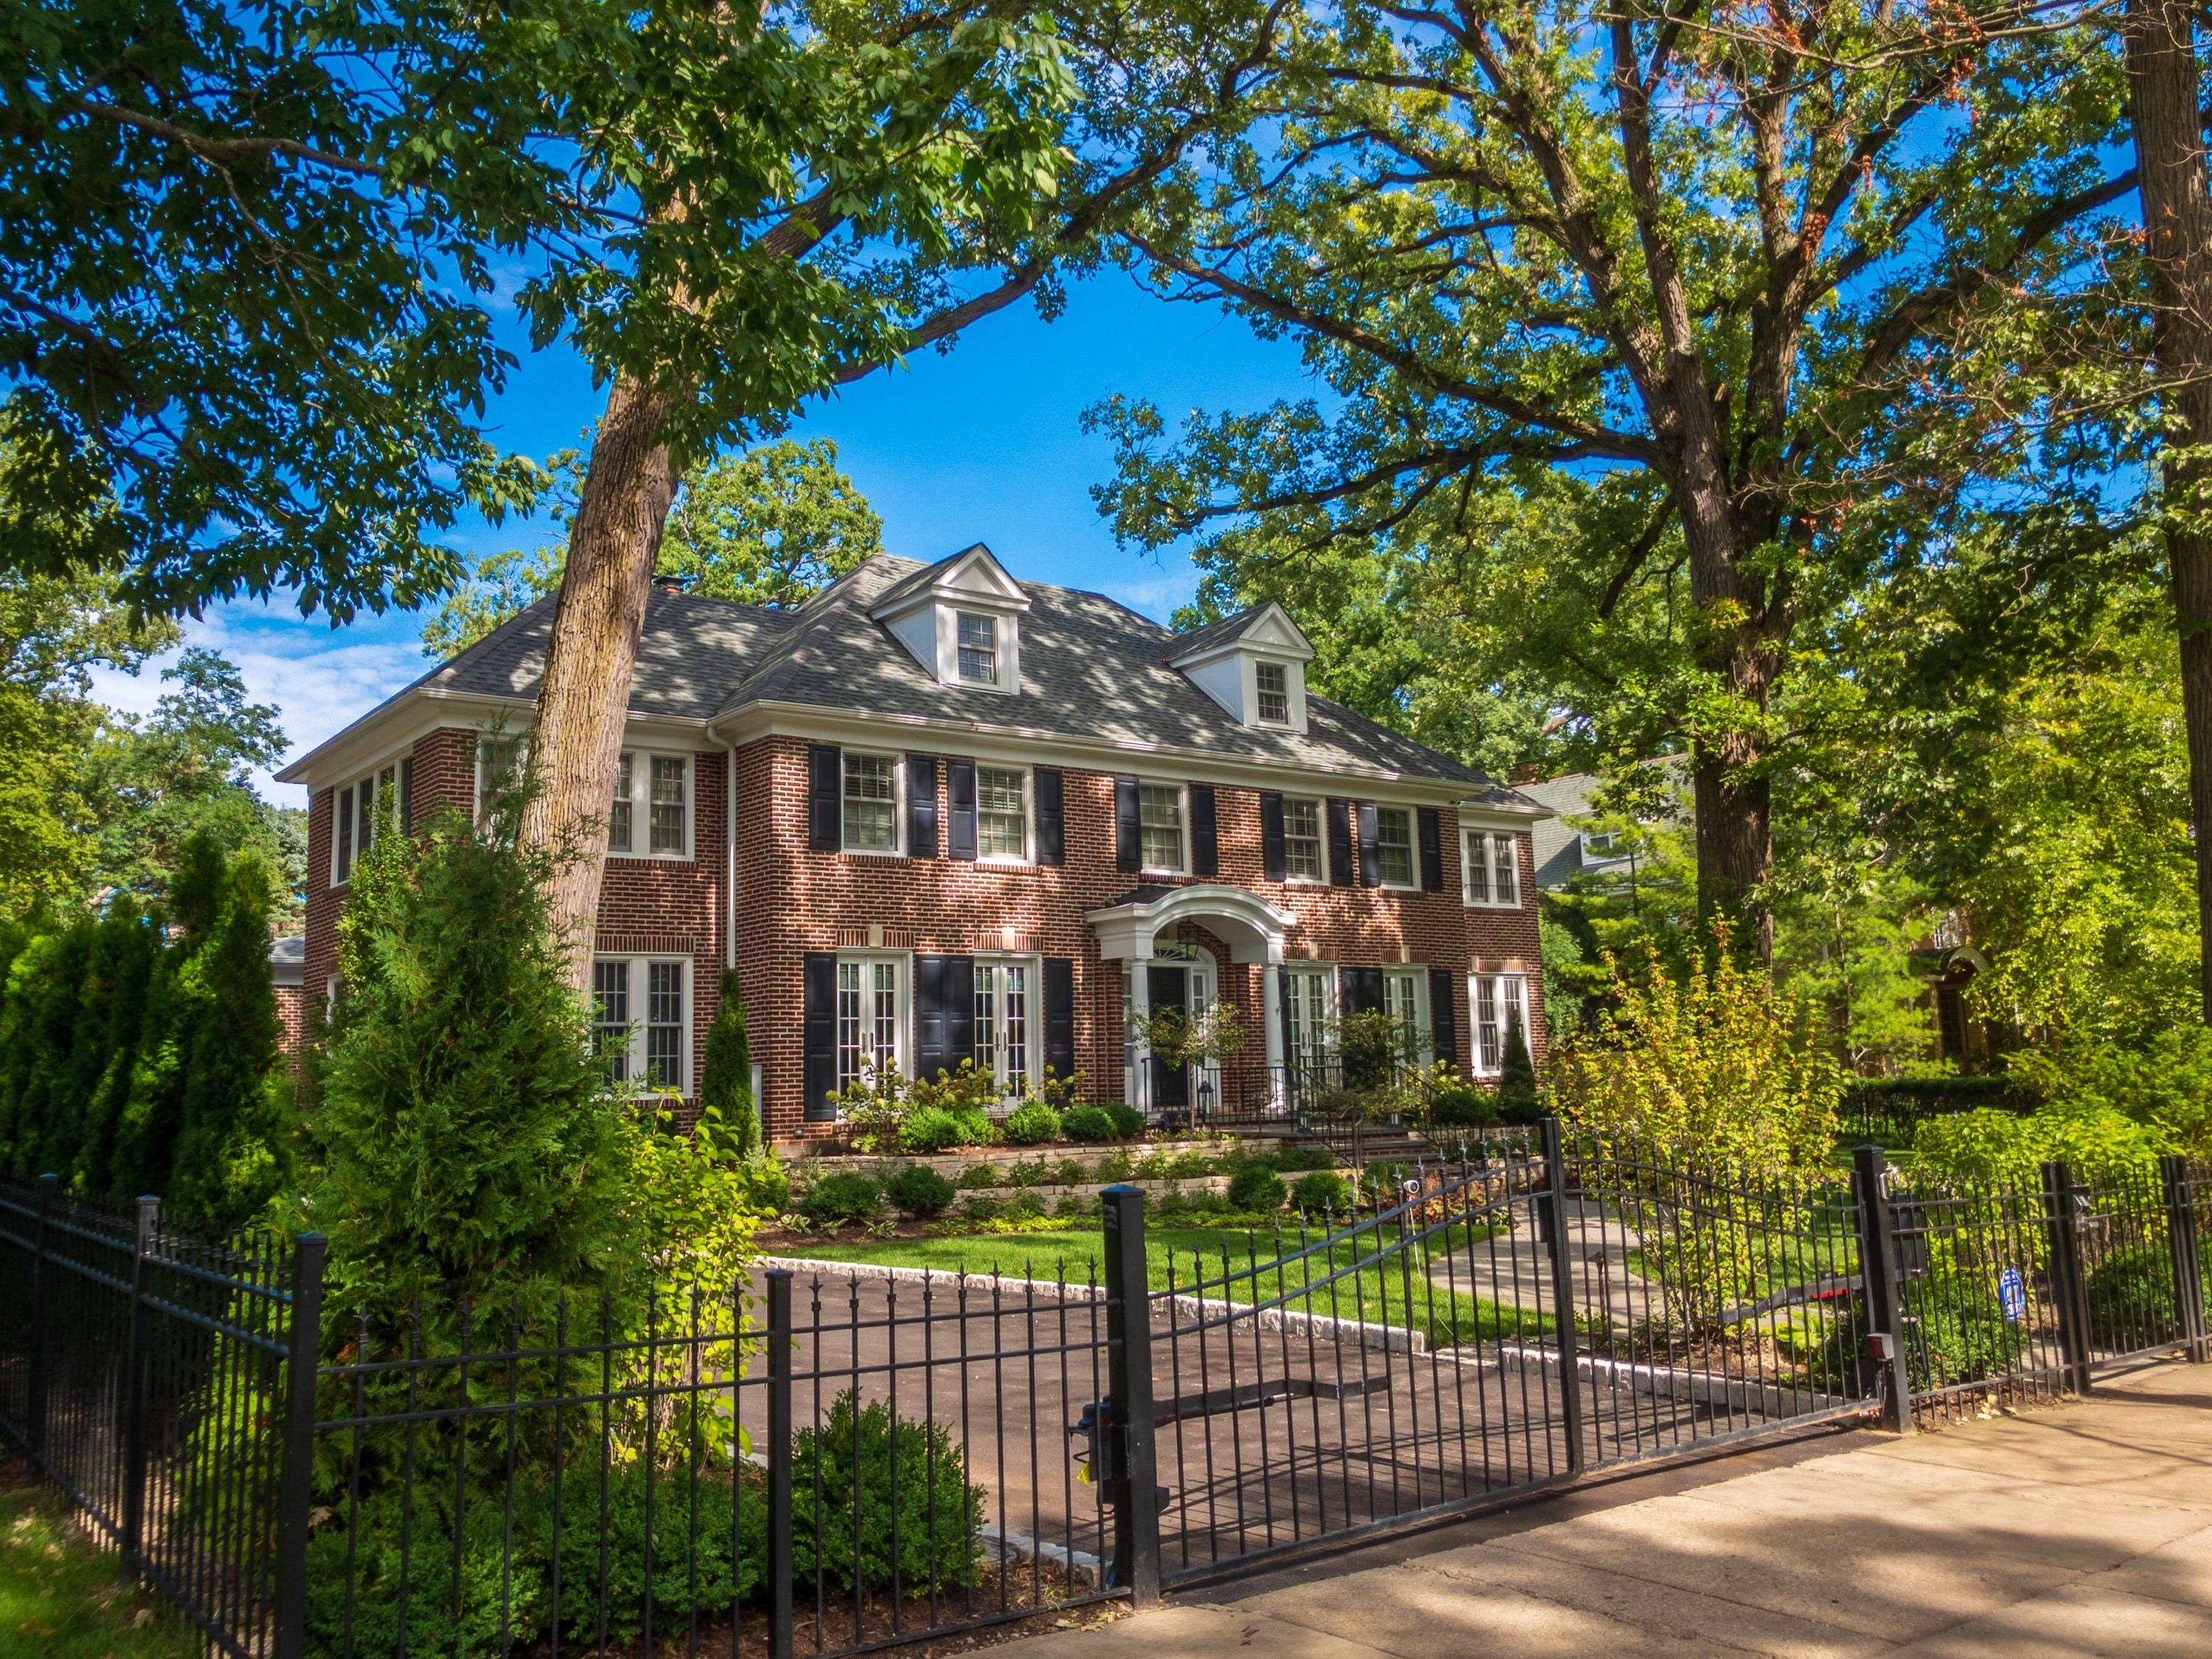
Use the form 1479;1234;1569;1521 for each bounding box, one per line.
1273;1145;1334;1173
1105;1103;1146;1139
800;1171;883;1228
1061;1105;1118;1143
884;1164;956;1219
1428;1088;1497;1128
1292;1170;1352;1214
1226;1164;1287;1213
1002;1101;1060;1144
899;1107;966;1154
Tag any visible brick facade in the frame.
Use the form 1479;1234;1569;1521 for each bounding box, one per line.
293;723;1545;1145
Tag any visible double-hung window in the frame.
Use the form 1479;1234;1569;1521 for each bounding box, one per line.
1256;661;1291;724
1469;973;1528;1075
841;752;901;852
1138;783;1186;873
333;759;411;886
1375;807;1416;887
1282;798;1326;882
1462;830;1522;907
1383;968;1428;1063
973;959;1033;1095
836;957;902;1091
977;766;1027;860
608;752;691;856
956;613;998;683
475;737;525;819
591;956;692;1093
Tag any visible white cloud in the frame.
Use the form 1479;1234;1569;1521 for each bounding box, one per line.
85;605;429;807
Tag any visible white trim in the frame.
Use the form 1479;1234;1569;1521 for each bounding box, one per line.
591;952;695;1097
838;748;906;856
973;762;1033;866
1088;883;1297;967
607;748;695;862
1462;827;1524;908
835;951;909;1092
1371;804;1419;891
1467;972;1530;1077
1280;793;1330;883
1135;779;1190;877
1382;965;1432;1064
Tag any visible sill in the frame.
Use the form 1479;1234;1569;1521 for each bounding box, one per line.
1464;898;1523;910
841;844;907;858
1139;868;1189;880
1377;880;1420;893
608;851;695;863
1283;875;1328;886
978;855;1033;869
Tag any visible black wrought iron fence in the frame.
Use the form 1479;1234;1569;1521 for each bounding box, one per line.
3;1135;2207;1655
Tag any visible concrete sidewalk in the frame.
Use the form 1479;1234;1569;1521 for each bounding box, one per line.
1002;1360;2212;1658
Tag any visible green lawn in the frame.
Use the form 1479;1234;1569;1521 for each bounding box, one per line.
776;1219;1538;1349
0;1467;198;1659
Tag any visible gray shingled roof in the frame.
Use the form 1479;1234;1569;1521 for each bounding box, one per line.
411;554;1512;790
1158;605;1275;661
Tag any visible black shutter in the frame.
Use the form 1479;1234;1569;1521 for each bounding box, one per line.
807;745;842;851
945;956;975;1074
1341;965;1385;1016
1189;783;1219;877
1276;964;1295;1070
1419;807;1444;891
398;757;414;831
1259;792;1286;881
1044;958;1076;1082
1428;967;1458;1070
947;759;977;860
1115;775;1141;872
1357;801;1381;887
912;954;947;1082
906;754;939;857
1034;768;1065;865
1326;798;1354;888
802;952;838;1121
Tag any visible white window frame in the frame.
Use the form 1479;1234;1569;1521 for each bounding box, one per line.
1383;967;1431;1064
835;952;908;1092
473;735;527;822
607;748;694;860
591;953;694;1096
1467;972;1529;1077
1255;661;1292;726
330;757;408;888
1138;780;1189;876
972;955;1040;1097
956;612;999;684
974;764;1032;864
840;750;906;856
1462;828;1523;908
1284;964;1337;1068
1374;805;1418;890
1281;795;1328;883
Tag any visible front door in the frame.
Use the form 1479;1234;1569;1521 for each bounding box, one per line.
1147;964;1189;1109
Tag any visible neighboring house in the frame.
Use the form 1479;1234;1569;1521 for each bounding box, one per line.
270;934;306;1055
1519;773;1633;891
279;546;1551;1144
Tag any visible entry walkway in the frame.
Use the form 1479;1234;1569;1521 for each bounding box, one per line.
1004;1360;2212;1658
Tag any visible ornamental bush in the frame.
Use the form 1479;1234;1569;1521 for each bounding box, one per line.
1001;1100;1060;1145
1292;1170;1352;1214
899;1106;968;1154
799;1170;883;1228
883;1163;956;1219
1105;1102;1146;1139
1427;1088;1498;1128
699;968;757;1156
1225;1164;1286;1213
1060;1105;1117;1143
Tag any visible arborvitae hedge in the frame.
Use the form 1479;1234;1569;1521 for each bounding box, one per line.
700;967;757;1155
0;836;292;1228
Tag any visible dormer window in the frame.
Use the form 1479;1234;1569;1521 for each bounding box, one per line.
1256;661;1291;724
957;613;998;683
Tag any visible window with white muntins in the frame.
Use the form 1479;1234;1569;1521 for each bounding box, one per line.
591;956;692;1093
1138;783;1185;873
1375;806;1416;887
1463;829;1522;907
1469;973;1528;1075
608;751;690;857
977;766;1027;860
841;752;901;852
1283;797;1326;882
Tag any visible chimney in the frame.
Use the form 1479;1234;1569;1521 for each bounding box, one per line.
655;571;689;595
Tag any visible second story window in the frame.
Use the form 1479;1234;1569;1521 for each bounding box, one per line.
650;757;687;853
1375;807;1415;887
609;755;633;852
1283;796;1326;881
608;751;689;857
957;613;998;683
977;765;1027;859
1256;661;1290;724
1139;783;1185;872
843;752;900;852
1464;830;1521;907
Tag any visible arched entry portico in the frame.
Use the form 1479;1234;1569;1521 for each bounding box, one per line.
1085;885;1298;1119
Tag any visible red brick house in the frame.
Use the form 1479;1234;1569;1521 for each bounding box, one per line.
279;546;1550;1144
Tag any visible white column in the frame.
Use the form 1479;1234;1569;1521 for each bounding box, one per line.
1262;962;1285;1114
1125;949;1152;1116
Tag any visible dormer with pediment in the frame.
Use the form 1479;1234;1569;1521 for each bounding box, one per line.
869;543;1030;692
1164;602;1317;734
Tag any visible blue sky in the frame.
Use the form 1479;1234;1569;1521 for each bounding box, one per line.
88;273;1315;804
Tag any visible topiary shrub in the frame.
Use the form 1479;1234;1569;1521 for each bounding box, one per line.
1105;1103;1146;1139
1292;1170;1352;1214
1226;1164;1287;1213
800;1171;883;1228
899;1107;967;1154
883;1164;956;1220
1001;1101;1060;1144
1061;1105;1117;1143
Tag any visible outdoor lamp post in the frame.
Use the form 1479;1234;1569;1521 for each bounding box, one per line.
1197;1077;1215;1124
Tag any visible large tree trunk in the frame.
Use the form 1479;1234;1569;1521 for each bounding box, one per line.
2125;0;2212;1023
522;372;681;978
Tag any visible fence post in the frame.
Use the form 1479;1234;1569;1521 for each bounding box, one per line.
2160;1155;2209;1364
2040;1161;2093;1395
1101;1184;1161;1607
1851;1146;1913;1433
26;1172;56;1460
1539;1119;1585;1475
273;1234;327;1659
766;1270;794;1659
119;1195;159;1565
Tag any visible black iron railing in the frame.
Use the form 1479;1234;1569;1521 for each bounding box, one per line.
4;1135;2208;1652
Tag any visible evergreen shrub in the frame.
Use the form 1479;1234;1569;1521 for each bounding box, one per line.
1225;1164;1287;1212
898;1107;967;1153
699;968;757;1155
1293;1170;1352;1214
799;1171;883;1228
884;1164;956;1219
1060;1105;1117;1143
1001;1101;1060;1144
1105;1103;1145;1139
